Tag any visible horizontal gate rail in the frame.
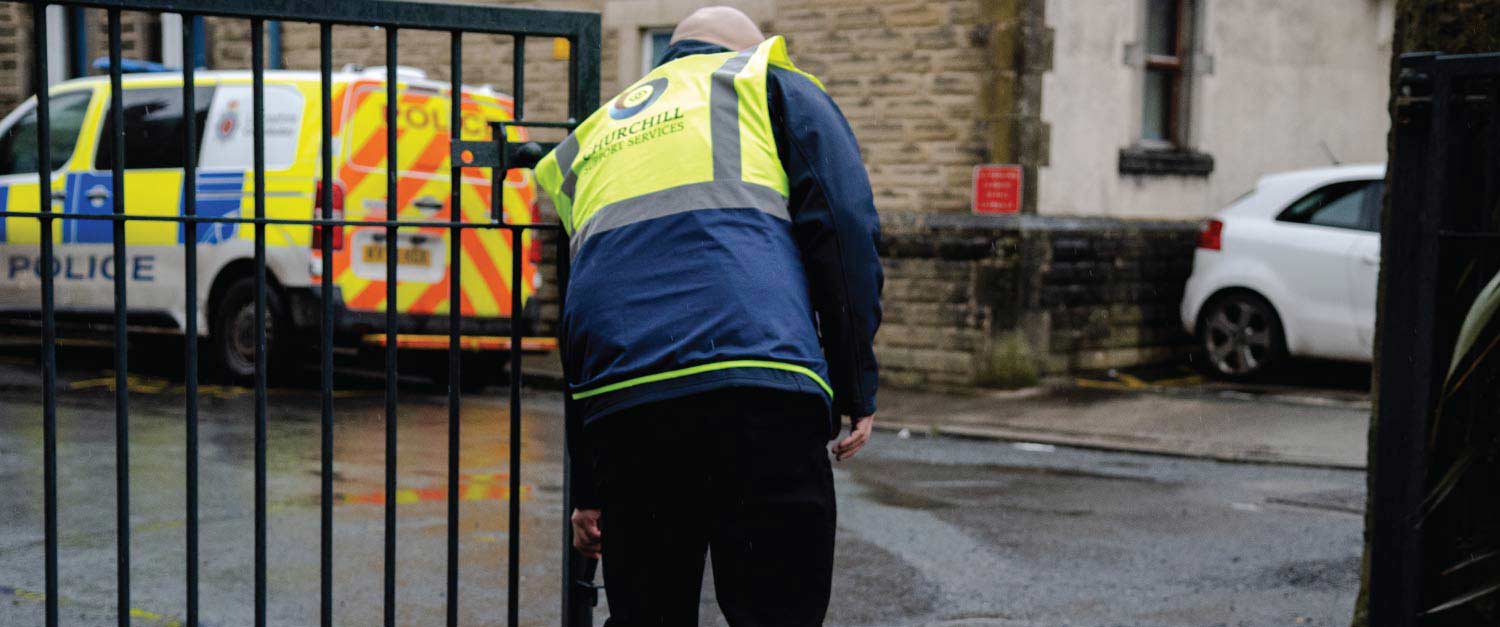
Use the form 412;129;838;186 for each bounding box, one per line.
2;1;600;625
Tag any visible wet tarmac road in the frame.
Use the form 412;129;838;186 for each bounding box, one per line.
0;343;1365;626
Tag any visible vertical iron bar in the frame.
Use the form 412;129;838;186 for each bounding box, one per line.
558;233;578;627
31;4;58;626
383;27;399;627
445;30;463;627
107;11;131;626
564;20;601;626
508;227;522;627
1371;53;1443;627
318;21;336;627
251;18;268;627
562;31;580;627
180;14;200;626
512;38;524;121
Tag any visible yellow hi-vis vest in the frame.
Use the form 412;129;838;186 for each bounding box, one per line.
534;36;835;405
536;36;824;255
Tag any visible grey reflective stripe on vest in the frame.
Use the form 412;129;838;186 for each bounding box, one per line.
554;134;580;200
570;180;788;257
710;48;755;181
569;47;773;257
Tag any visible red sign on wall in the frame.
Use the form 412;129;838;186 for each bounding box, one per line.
972;164;1023;215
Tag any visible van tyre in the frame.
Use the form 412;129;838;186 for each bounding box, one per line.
211;277;291;385
1196;291;1285;381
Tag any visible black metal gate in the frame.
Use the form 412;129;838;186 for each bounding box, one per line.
1;1;600;625
1372;51;1500;626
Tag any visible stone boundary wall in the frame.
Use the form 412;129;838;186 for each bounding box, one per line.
877;213;1198;389
533;213;1199;391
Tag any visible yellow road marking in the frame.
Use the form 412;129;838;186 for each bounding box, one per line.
1075;378;1126;389
0;585;183;626
1116;373;1148;389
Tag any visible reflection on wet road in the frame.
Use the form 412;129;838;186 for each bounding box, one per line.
0;358;570;626
0;343;1366;626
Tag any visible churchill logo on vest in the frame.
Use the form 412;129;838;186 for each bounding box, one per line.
610;77;669;120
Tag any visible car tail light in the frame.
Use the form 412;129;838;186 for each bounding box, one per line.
313;179;345;251
1197;218;1223;251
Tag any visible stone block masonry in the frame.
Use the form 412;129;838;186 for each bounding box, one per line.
877;213;1198;390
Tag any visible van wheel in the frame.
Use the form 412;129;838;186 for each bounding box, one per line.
1196;292;1285;381
211;277;289;385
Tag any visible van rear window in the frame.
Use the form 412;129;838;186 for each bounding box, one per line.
95;86;215;171
345;86;502;174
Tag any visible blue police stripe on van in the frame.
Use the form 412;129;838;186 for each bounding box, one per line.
0;184;8;243
64;172;114;243
180;171;244;244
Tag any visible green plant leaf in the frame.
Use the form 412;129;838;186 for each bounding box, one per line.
1443;549;1500;577
1425;578;1500;615
1447;267;1500;382
1417;444;1479;524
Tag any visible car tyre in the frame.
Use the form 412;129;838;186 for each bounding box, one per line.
211;277;291;385
1195;291;1285;381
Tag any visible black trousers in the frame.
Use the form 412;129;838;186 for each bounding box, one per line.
588;388;837;627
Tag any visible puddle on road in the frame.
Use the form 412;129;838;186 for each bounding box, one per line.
850;458;1168;512
861;479;953;510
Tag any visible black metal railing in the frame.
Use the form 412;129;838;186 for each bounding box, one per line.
1373;51;1500;627
2;1;601;625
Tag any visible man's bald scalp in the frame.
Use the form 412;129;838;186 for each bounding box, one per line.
670;6;765;52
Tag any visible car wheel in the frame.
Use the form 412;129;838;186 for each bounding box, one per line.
1197;292;1285;380
211;277;288;385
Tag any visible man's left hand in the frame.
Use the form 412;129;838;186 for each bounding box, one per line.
571;508;602;559
831;414;873;461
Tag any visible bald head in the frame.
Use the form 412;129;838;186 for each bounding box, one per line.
670;6;765;52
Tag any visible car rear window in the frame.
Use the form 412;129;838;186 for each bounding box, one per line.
1277;180;1381;231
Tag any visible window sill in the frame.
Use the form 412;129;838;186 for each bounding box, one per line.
1118;146;1215;177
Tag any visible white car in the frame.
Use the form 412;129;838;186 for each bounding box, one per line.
1181;164;1386;379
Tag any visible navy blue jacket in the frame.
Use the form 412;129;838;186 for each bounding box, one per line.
569;40;882;506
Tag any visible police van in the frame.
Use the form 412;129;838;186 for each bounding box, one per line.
0;64;543;384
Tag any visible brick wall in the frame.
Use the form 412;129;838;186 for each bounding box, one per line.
877;213;1198;389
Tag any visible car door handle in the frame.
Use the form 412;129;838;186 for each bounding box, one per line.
86;185;111;204
50;191;66;203
413;196;444;212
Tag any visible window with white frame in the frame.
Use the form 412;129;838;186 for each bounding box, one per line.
1141;0;1193;147
1120;0;1213;175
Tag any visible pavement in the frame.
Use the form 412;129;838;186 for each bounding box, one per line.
530;353;1374;470
877;382;1369;470
0;340;1370;626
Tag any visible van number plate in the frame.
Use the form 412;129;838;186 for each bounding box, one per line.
361;244;432;267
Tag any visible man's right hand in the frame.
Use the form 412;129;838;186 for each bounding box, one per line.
571;508;602;559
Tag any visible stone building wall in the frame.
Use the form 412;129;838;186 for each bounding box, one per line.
772;0;991;215
878;213;1197;389
0;4;30;111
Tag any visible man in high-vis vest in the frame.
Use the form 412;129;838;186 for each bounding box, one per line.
535;6;882;625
